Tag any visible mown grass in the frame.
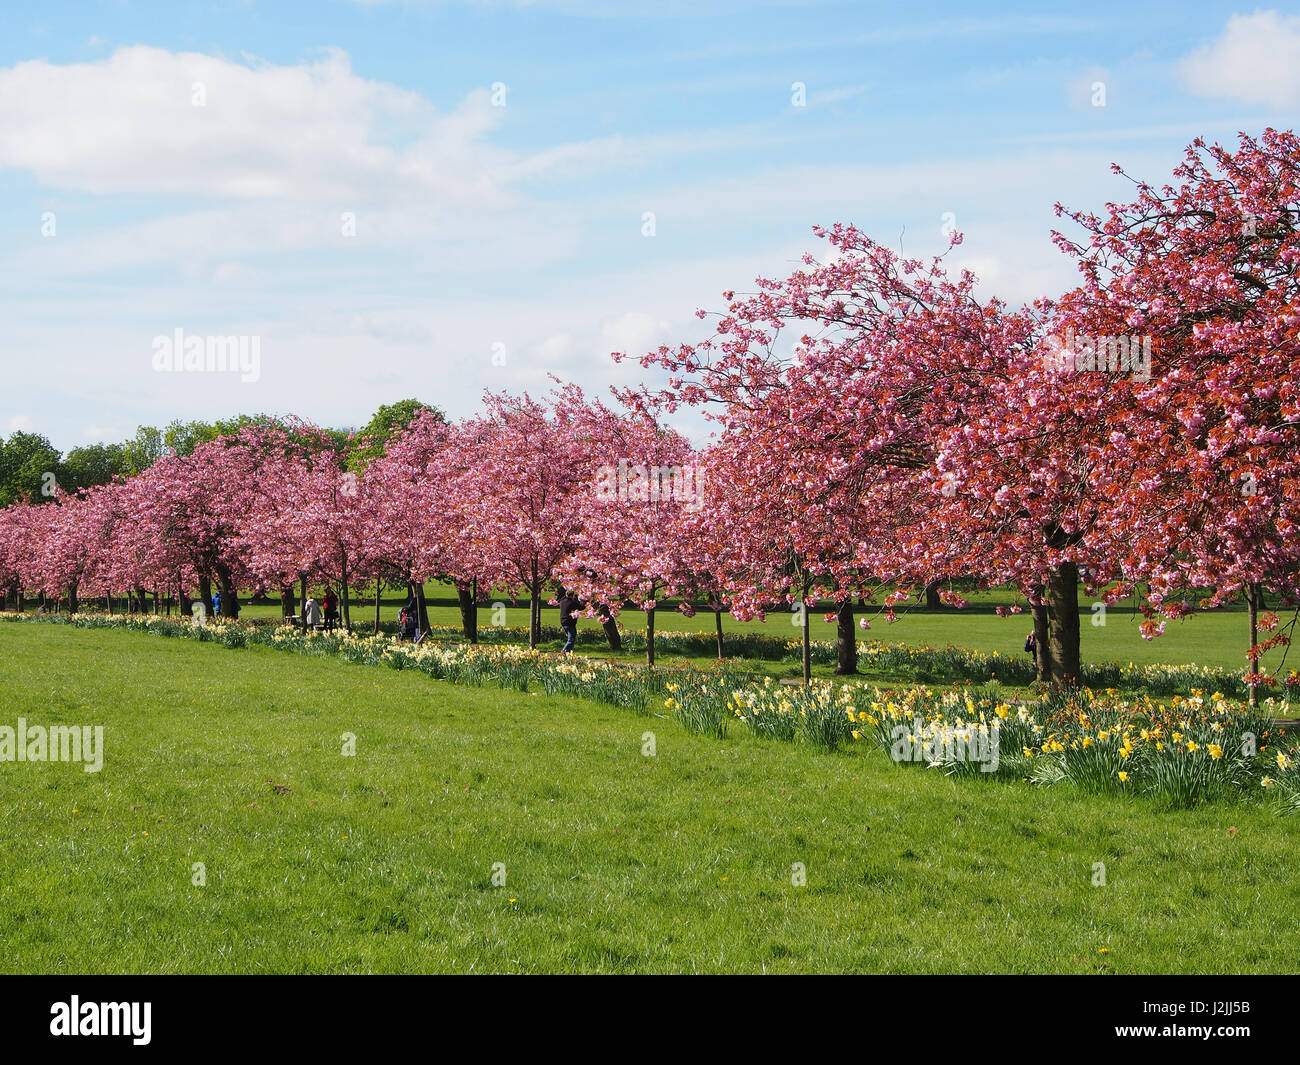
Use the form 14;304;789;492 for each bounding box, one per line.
2;623;1296;974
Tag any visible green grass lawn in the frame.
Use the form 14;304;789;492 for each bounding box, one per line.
2;622;1297;974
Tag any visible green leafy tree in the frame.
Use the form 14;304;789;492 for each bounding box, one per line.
60;443;129;492
121;426;166;475
349;400;445;469
0;431;62;505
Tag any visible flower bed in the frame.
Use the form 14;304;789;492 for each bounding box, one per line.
419;622;1269;699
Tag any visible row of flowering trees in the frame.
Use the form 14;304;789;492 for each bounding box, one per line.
0;384;718;659
1;132;1298;692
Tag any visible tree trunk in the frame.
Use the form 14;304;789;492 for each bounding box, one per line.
599;603;621;650
528;564;540;650
646;605;655;668
280;585;295;620
834;599;858;675
925;580;942;610
714;605;725;660
415;580;429;636
199;575;212;615
300;577;309;631
1045;562;1081;686
457;583;479;644
801;587;812;687
1246;582;1261;708
340;557;352;634
1030;594;1051;684
215;565;239;618
374;580;382;635
67;582;78;615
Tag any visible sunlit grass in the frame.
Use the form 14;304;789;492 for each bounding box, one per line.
1;623;1296;974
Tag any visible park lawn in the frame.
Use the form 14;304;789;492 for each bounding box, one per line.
1;623;1297;974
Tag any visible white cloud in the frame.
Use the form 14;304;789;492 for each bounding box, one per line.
598;311;673;357
0;45;798;209
532;332;574;364
0;46;513;204
80;422;133;443
346;313;434;345
1179;10;1300;108
5;415;34;433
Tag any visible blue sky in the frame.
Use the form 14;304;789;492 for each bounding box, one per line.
1;0;1298;448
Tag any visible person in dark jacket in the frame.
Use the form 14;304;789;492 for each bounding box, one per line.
557;592;581;653
323;590;339;633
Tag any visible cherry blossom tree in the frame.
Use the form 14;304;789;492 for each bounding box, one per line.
455;385;615;649
361;409;461;636
555;403;696;666
1052;129;1300;700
